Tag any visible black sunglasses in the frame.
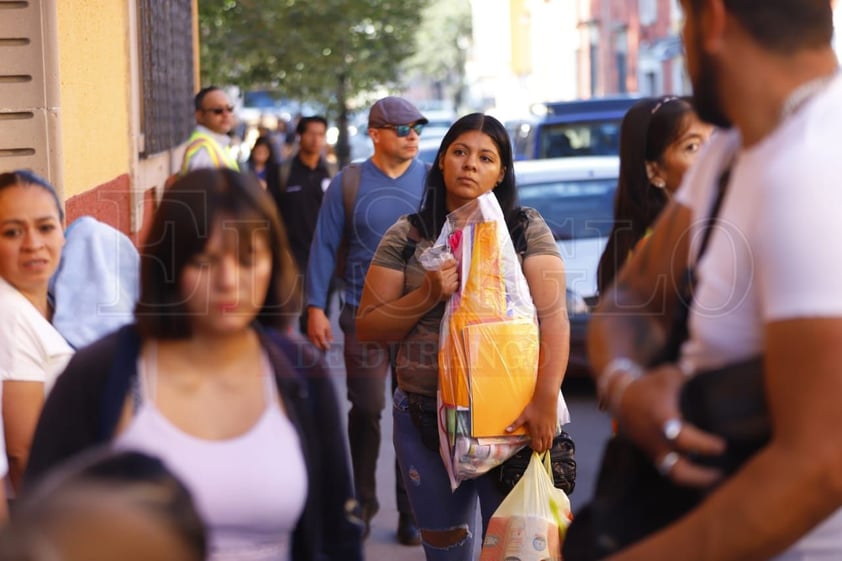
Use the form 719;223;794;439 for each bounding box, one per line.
381;123;424;137
204;105;234;115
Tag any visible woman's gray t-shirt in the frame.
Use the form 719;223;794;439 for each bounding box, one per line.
371;208;560;396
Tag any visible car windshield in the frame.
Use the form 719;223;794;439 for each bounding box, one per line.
517;178;616;240
538;121;622;158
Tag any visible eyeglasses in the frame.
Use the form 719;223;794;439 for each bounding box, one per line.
204;105;234;115
381;123;424;137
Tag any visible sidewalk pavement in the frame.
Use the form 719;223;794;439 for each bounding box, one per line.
321;305;427;561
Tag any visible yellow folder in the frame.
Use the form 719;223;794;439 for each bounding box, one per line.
461;318;539;437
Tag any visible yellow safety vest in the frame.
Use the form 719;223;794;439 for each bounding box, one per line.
180;130;240;174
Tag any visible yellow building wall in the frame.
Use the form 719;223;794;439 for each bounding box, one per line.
55;1;131;198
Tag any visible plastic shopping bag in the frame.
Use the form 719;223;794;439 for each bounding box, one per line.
429;193;539;489
480;452;573;561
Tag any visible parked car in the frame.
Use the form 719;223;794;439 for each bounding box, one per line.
524;96;641;160
514;156;619;378
417;137;442;164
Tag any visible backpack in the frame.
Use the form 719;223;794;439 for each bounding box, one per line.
333;160;430;282
334;164;362;281
402;208;530;264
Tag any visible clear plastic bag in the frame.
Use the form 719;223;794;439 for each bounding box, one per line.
480;452;573;561
428;192;538;489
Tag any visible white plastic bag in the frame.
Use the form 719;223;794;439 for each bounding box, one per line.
480;452;573;561
432;193;537;489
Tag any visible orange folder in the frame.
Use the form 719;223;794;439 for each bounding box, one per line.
462;318;539;437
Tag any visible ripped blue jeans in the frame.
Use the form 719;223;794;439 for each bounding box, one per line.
393;388;505;561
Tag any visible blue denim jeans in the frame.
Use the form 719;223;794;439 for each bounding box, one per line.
393;388;505;560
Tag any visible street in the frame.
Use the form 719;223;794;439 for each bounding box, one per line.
321;305;613;560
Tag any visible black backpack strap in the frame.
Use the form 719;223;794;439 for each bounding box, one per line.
402;214;423;263
278;159;292;193
508;208;529;256
403;206;529;264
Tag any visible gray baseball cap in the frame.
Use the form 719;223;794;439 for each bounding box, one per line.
368;96;428;128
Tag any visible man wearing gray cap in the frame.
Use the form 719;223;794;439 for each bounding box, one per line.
305;96;428;546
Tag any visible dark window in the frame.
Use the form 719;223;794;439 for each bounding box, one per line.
517;179;616;240
616;52;627;94
137;0;195;156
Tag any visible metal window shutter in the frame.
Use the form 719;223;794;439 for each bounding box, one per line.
0;0;61;183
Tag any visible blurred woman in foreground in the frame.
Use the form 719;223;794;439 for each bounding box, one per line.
26;169;362;561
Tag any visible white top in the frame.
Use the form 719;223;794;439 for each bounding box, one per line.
114;343;308;561
0;277;74;395
0;384;7;478
675;71;842;559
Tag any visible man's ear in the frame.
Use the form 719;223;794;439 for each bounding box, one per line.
701;0;728;54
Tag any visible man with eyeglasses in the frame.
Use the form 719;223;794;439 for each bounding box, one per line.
179;86;240;174
306;96;428;546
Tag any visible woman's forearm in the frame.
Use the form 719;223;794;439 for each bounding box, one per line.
535;312;569;404
357;287;442;342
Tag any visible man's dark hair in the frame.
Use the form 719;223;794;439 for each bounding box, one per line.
686;0;832;53
194;86;222;111
296;115;328;136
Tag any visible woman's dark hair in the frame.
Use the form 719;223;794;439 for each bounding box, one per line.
0;169;64;222
596;96;696;294
8;449;207;561
412;113;519;239
685;0;832;53
247;135;277;169
135;168;300;337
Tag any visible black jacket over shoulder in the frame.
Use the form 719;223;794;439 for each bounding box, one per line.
25;325;363;561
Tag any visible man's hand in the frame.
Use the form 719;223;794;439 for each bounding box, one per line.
615;364;726;488
307;307;333;351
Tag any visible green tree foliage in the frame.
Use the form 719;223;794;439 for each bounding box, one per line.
404;0;472;112
199;0;429;163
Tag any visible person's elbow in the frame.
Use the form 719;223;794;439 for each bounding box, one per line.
800;436;842;505
355;313;378;342
355;311;386;343
356;310;405;344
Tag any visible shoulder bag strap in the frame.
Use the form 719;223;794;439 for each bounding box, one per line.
655;157;735;365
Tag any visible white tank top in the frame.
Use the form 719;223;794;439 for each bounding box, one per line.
114;342;308;561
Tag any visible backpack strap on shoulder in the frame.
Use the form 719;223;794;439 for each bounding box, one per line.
402;213;423;263
278;159;293;193
341;163;362;235
509;208;530;257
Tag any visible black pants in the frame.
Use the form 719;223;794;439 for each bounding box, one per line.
339;304;413;517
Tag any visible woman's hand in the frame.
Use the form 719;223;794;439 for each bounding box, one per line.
615;364;727;488
420;258;459;304
507;391;558;453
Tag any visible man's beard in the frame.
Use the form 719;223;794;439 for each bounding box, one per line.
692;46;733;129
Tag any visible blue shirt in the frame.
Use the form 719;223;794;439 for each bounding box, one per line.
306;158;427;309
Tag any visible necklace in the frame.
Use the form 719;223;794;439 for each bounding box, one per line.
779;69;839;120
